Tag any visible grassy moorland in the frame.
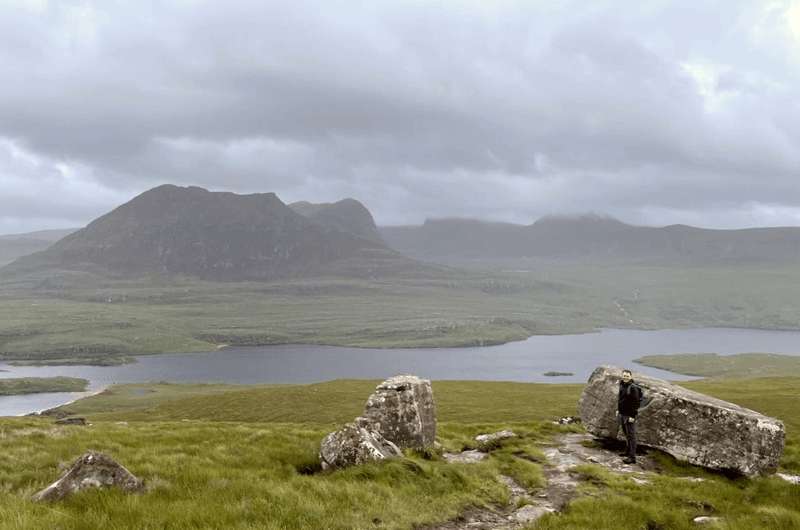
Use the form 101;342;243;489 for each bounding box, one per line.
3;263;800;362
636;352;800;378
0;377;795;529
0;376;88;395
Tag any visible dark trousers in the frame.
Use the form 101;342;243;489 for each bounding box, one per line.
619;415;637;458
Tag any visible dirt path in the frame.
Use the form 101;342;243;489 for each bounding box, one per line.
428;433;656;529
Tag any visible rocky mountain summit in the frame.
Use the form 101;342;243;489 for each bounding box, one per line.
4;185;419;281
290;198;383;243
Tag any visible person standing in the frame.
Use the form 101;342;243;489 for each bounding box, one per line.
616;369;643;464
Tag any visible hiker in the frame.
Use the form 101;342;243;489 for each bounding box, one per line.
615;368;643;464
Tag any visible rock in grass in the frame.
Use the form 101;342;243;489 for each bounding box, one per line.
54;417;87;426
579;366;785;476
360;375;436;449
443;449;488;464
32;451;143;502
693;516;722;525
777;473;800;485
319;422;402;470
475;430;517;450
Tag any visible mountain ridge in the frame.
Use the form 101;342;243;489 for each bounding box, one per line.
380;215;800;264
289;198;383;243
3;185;420;281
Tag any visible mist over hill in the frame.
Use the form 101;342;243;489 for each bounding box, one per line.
380;215;800;265
289;199;383;244
2;185;420;282
0;229;78;267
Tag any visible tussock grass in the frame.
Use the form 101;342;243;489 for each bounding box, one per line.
0;376;88;395
1;378;798;529
636;353;800;378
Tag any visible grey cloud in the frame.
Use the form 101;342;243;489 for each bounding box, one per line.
0;0;799;232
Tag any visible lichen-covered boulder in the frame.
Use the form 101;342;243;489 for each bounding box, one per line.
579;366;785;476
360;374;436;449
319;422;402;470
32;451;144;502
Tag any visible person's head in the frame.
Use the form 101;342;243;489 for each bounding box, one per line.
621;369;633;383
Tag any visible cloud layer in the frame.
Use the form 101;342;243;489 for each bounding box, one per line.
1;0;799;232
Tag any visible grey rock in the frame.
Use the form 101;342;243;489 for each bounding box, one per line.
579;366;785;476
360;374;436;449
319;422;402;470
475;430;517;449
32;451;143;502
55;417;87;426
512;504;555;523
442;450;488;464
776;472;800;485
693;516;722;525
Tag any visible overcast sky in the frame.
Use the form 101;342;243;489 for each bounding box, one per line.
1;0;799;233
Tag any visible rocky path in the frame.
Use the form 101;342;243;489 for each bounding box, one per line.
429;433;656;529
613;298;638;325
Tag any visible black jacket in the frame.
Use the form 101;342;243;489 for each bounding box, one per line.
618;381;643;417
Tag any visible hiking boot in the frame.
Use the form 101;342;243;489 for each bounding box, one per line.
623;457;637;465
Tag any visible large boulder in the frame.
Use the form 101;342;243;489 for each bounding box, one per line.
319;422;402;470
579;366;785;476
32;451;144;502
360;375;437;449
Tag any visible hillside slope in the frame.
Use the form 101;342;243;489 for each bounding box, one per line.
0;228;77;266
381;215;800;264
3;185;417;281
290;198;383;243
2;377;795;530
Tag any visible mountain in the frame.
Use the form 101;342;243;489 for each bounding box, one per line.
380;219;528;259
3;185;421;281
0;228;78;266
289;199;383;243
380;214;800;264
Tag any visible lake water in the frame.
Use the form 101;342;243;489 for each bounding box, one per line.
2;327;799;416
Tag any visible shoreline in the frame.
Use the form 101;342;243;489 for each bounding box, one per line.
27;385;109;417
5;324;800;365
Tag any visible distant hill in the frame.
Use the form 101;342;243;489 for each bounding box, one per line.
289;199;383;243
0;228;77;266
3;185;422;281
380;214;800;264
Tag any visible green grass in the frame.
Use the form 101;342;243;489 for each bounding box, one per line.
54;380;586;424
0;377;790;529
636;352;800;378
4;263;800;360
0;376;88;395
9;356;137;367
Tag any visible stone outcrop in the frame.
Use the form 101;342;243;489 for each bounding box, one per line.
55;417;87;426
579;366;785;476
360;375;436;449
319;422;402;470
475;430;517;450
319;374;437;470
32;451;143;502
